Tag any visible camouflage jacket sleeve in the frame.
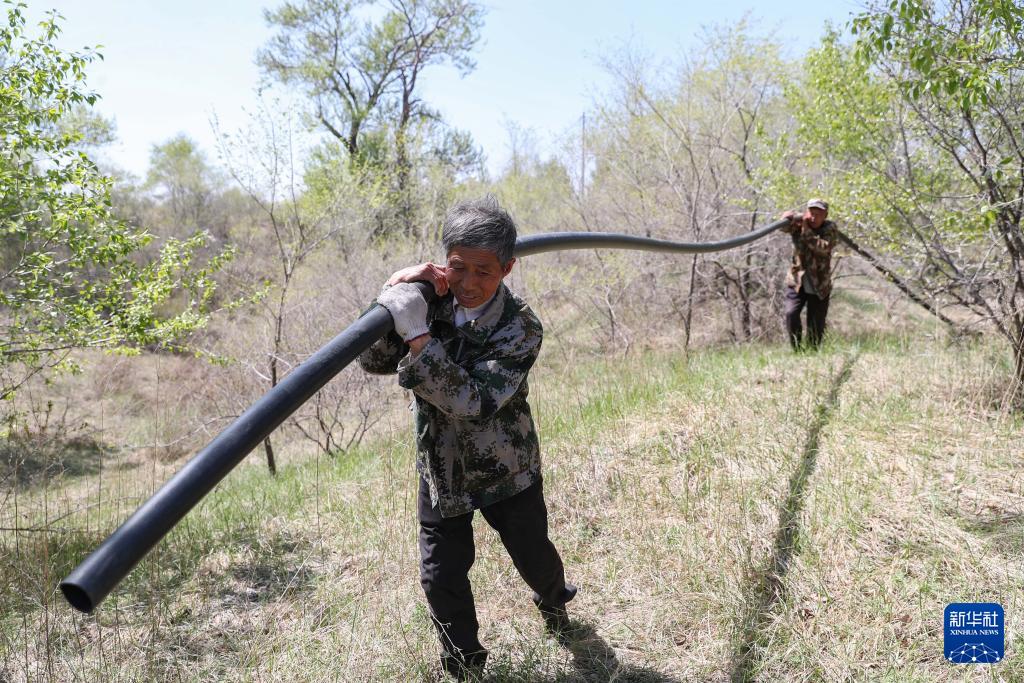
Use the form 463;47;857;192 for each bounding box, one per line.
396;322;541;421
799;222;837;257
356;303;409;375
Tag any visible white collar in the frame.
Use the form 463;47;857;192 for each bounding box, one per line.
453;291;496;326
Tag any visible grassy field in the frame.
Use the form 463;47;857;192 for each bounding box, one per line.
2;295;1023;681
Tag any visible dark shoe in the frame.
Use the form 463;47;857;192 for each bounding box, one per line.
531;583;577;610
532;583;578;638
441;649;487;681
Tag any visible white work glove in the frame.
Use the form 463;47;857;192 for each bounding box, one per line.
376;283;429;342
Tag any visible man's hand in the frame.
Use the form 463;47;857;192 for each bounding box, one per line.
782;210;803;226
407;334;432;357
377;283;430;342
386;262;449;296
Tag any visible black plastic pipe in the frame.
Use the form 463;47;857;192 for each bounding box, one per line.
59;295;419;613
513;219;788;257
60;219;787;612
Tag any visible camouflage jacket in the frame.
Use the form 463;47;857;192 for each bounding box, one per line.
781;219;839;298
358;283;543;518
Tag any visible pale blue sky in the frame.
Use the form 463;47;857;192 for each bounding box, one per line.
38;0;862;178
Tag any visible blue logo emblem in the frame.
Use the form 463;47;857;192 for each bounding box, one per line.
945;603;1004;664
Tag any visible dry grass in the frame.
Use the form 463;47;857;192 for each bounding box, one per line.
2;287;1023;682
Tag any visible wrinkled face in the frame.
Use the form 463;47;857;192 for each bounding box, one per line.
445;246;514;308
805;207;828;229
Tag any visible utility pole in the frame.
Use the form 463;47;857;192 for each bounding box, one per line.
580;112;587;199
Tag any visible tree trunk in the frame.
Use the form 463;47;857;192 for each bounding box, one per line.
738;213;761;342
684;254;698;353
837;229;959;330
739;264;752;341
1013;322;1024;408
265;291;285;476
396;80;415;237
395;129;413;237
264;357;280;475
264;350;279;476
263;438;277;475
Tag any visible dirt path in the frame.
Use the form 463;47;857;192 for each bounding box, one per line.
730;354;859;682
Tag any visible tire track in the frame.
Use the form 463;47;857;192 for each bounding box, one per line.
730;352;859;682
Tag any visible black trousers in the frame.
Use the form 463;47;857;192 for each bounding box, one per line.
784;285;830;350
417;475;568;661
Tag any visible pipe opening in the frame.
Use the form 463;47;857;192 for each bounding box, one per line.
60;582;95;613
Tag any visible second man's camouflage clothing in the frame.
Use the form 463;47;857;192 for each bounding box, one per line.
781;219;839;298
358;283;543;518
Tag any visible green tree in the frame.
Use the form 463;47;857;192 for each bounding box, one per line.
0;4;226;399
58;104;117;150
145;134;224;233
259;0;482;161
217;98;350;474
786;1;1024;401
584;25;793;346
259;0;484;235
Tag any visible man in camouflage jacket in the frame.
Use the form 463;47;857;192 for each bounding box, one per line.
358;196;575;680
780;198;839;350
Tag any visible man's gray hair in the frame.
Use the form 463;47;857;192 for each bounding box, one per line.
441;195;517;265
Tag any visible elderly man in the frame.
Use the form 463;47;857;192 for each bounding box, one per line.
780;199;839;350
358;196;575;680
